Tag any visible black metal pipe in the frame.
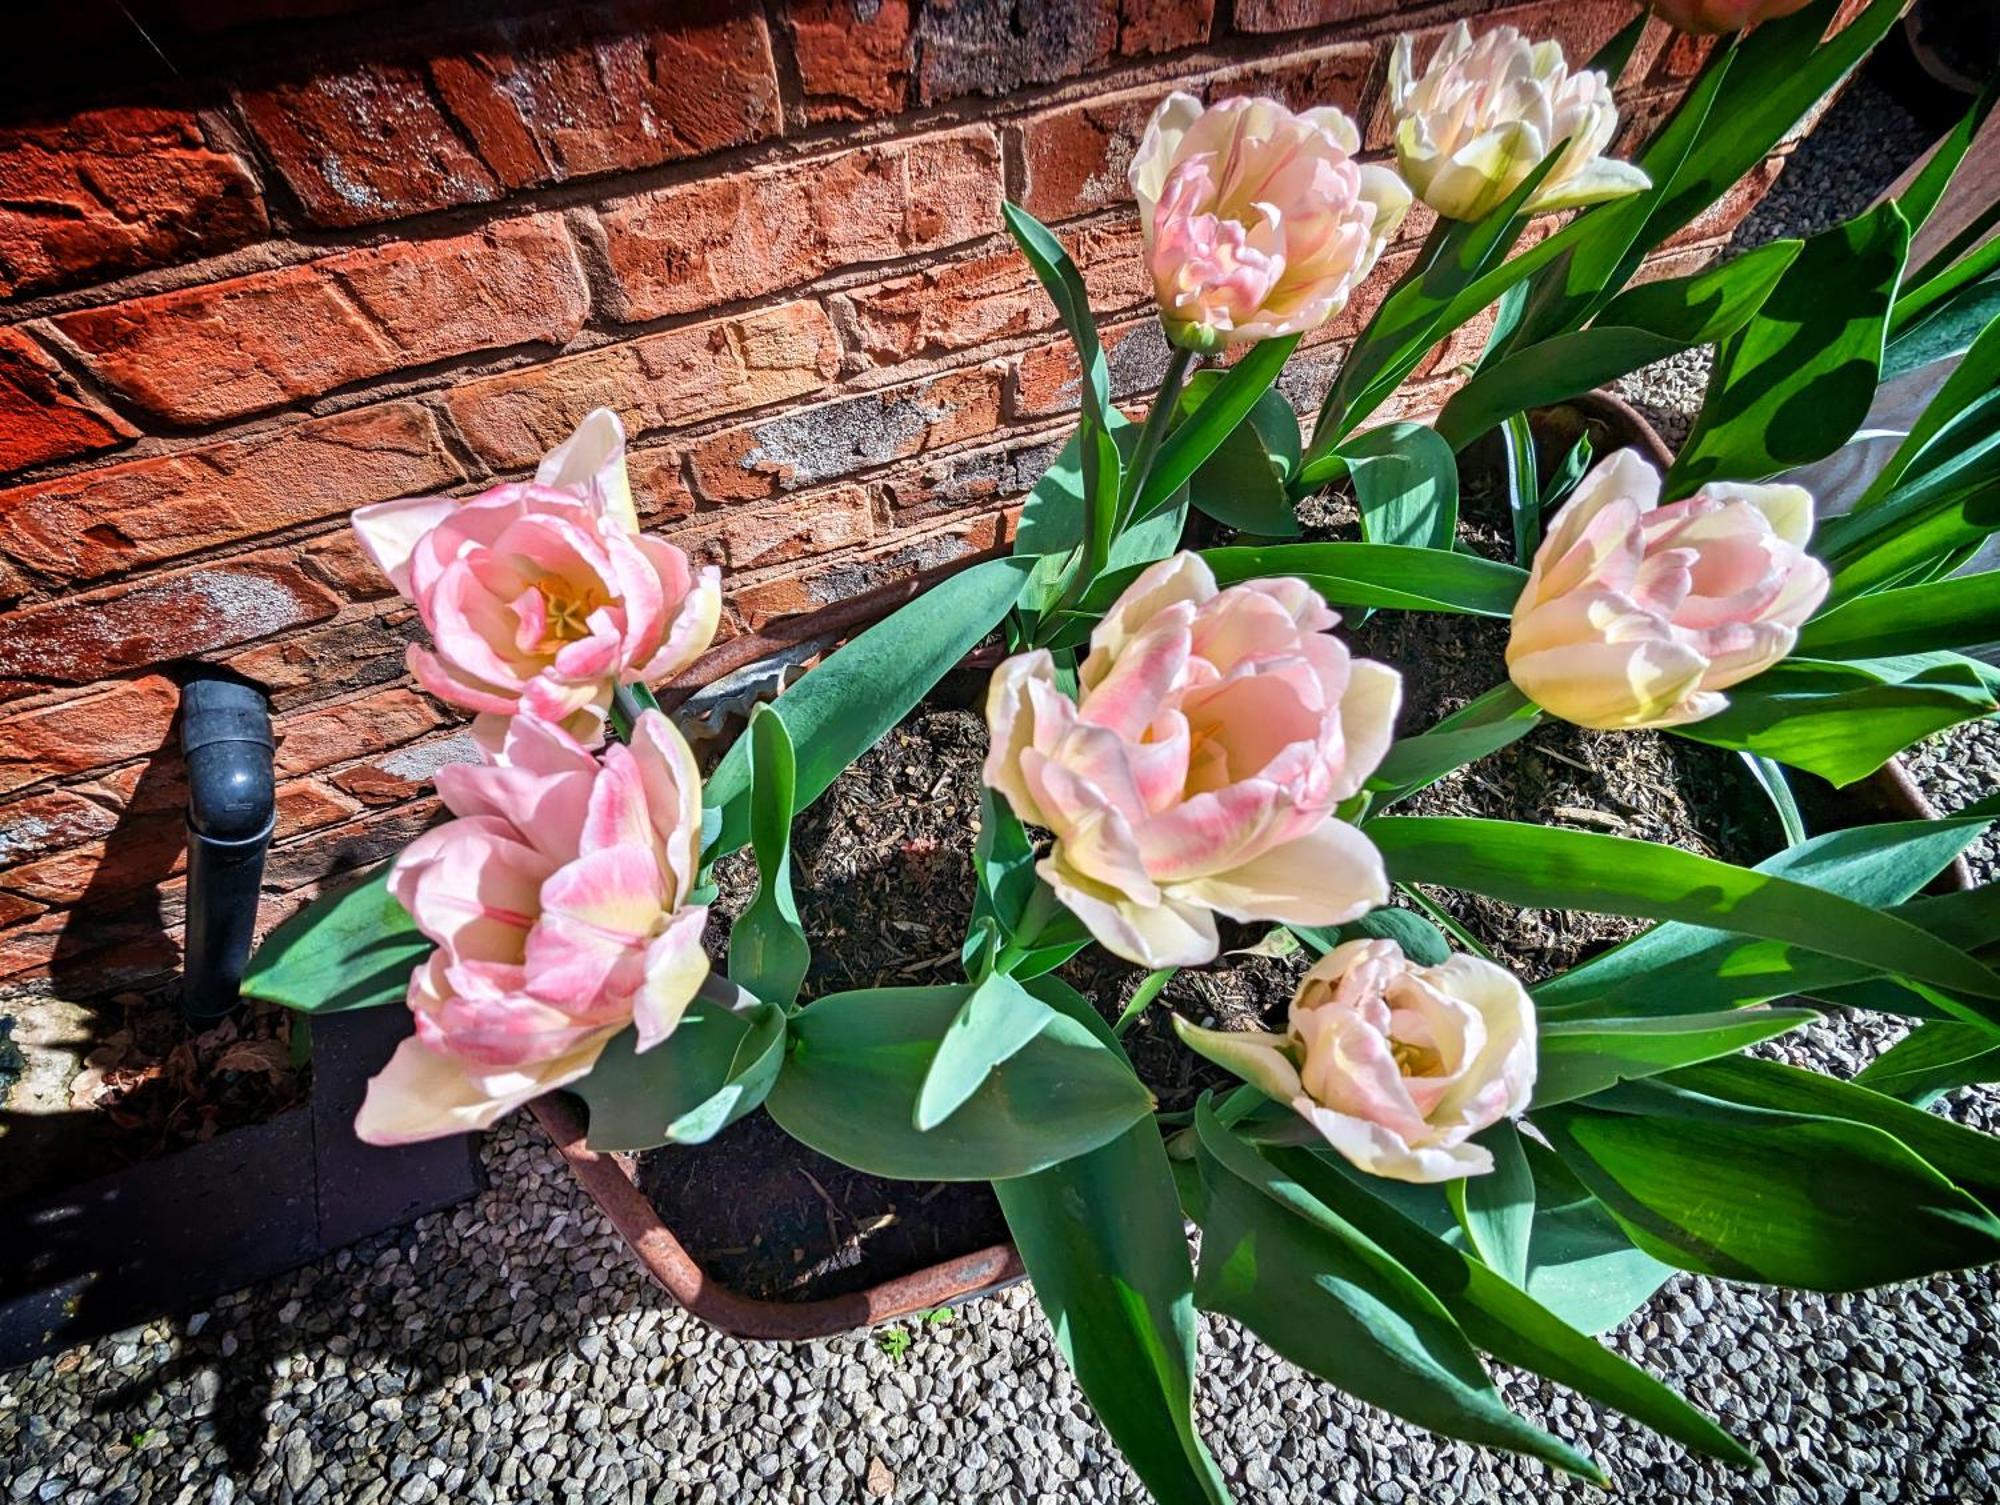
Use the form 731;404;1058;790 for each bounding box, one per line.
180;674;275;1023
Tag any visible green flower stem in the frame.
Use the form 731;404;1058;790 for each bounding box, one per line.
990;882;1063;977
1114;968;1177;1038
1119;342;1196;522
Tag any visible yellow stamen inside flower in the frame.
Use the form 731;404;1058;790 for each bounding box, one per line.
1391;1037;1443;1078
538;581;603;646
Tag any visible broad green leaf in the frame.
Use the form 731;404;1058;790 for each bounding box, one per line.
1192;1103;1603;1480
994;976;1231;1505
1540;1080;2000;1289
1856;1020;2000;1106
704;556;1030;858
1138;335;1300;523
576;983;787;1151
966;784;1037;961
1895;222;2000;332
1531;1008;1817;1108
1669;654;1998;785
1369;814;2000;1008
1517;1139;1677;1334
1855;311;2000;509
915;970;1057;1131
1179;373;1300;536
1275;1147;1749;1464
1448;1120;1534;1287
766;984;1151;1180
1004;202;1110;427
242;865;428;1014
1342;422;1460;550
1367;682;1541;806
1436;240;1800;452
1345;907;1453;966
1669;202;1910;493
1665;1055;2000;1212
1202;543;1526;617
728;707;810;1009
1015;413;1128;559
1820;430;2000;602
1537;817;1999;1018
1796;571;2000;659
1884;277;2000;379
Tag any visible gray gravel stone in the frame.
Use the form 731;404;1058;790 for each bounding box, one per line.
3;47;1995;1505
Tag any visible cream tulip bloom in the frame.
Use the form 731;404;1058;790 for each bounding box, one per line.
983;554;1401;968
1388;22;1650;221
1177;937;1537;1183
1128;92;1410;351
1507;448;1830;730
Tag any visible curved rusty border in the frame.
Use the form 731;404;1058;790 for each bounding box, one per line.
526;1093;1024;1340
536;392;1965;1338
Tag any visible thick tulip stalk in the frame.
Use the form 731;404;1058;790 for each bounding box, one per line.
352;409;720;749
984;553;1401;969
1129;92;1411;353
1178;937;1537;1183
1650;0;1814;34
1506;449;1831;731
356;710;711;1144
1388;21;1650;221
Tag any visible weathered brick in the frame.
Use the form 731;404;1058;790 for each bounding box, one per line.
0;107;267;298
872;428;1068;522
0;790;119;866
223;610;421;712
442;302;841;472
0;330;134;473
0;402;461;593
684;364;1007;504
1009;317;1170;420
1200;40;1373;117
1011;82;1179;224
783;0;913;121
626;447;698;525
730;510;1014;628
260;799;442;893
274;686;448;779
331;727;481;806
670;486;876;573
301;529;398;603
0;675;180;796
598;128;1001;323
1234;0;1404;31
236;61;502;228
54;215;588;425
1117;0;1213;54
832;217;1146;369
916;0;1117;104
0;553;341;685
431;8;781;189
2;815;188;904
0;893;42;928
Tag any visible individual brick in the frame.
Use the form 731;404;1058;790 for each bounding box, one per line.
915;0;1118;104
0;330;134;473
728;510;1014;629
0;107;267;298
430;7;781;189
1010;81;1181;224
0;790;119;867
669;486;877;573
871;428;1069;523
272;686;449;779
1199;39;1374;117
0;401;461;593
53;215;589;425
330;728;482;806
0;675;180;796
0;552;342;685
441;302;841;473
223;610;422;712
782;0;913;121
1008;317;1171;420
596;128;1002;322
682;364;1007;505
235;61;502;228
1233;0;1407;31
1117;0;1213;55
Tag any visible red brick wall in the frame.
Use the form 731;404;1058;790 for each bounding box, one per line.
0;0;1787;997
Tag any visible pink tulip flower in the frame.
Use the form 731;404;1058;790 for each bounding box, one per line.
1178;937;1537;1183
1649;0;1814;34
1507;448;1830;730
984;553;1401;968
352;409;720;747
1128;92;1411;351
355;709;710;1145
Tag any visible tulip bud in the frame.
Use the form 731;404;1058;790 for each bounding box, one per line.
352;408;721;749
1507;448;1831;730
1649;0;1815;34
1388;22;1650;221
1177;937;1537;1183
1129;92;1411;351
983;553;1401;968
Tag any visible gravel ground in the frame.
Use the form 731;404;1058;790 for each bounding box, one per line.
5;51;1998;1505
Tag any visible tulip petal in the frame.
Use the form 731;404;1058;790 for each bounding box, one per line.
1039;851;1218;968
526;846;666;1004
1295;1098;1496;1184
1173;1018;1304;1103
352;495;460;598
538;408;639;533
632;906;710;1052
1174;815;1389;927
354;1027;612;1145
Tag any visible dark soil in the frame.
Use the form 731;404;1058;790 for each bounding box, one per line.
631;417;1785;1306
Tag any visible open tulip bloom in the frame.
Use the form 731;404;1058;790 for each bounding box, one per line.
243;3;2000;1497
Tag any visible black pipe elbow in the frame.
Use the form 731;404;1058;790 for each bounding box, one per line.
181;674;276;1022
